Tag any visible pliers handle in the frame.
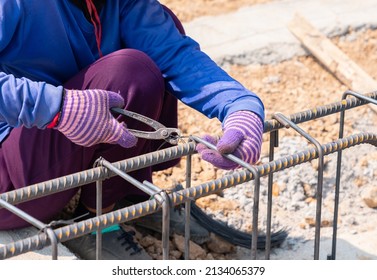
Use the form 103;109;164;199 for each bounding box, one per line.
111;107;181;145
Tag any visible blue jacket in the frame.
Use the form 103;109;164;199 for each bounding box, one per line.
0;0;264;143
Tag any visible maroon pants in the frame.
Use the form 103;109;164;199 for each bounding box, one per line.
0;7;184;230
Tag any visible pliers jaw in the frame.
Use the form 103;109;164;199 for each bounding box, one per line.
111;107;181;145
127;127;181;145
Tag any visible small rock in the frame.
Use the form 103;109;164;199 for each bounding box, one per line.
206;233;235;254
210;253;226;260
305;216;333;227
304;217;315;227
170;250;183;260
139;235;156;248
272;182;282;196
262;75;280;84
173;234;207;260
354;177;366;188
303;183;315;198
299;223;307;229
196;195;238;213
361;186;377;208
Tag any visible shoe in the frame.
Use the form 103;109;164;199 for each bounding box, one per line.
117;197;210;245
63;225;152;260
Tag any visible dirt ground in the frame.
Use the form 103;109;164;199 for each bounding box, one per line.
160;0;271;22
141;0;377;259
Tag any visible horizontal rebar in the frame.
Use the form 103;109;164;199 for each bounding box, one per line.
2;92;377;209
263;91;377;133
2;92;376;210
1;132;376;259
0;142;196;209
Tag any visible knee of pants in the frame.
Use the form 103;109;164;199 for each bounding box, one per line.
97;49;166;117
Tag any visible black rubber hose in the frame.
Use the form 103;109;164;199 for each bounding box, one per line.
190;202;288;249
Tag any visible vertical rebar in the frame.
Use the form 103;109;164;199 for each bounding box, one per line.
329;90;377;260
161;191;171;260
95;179;103;260
272;113;325;260
184;154;192;260
45;229;58;260
99;158;169;258
93;158;103;260
265;130;279;259
143;181;170;260
250;170;261;259
190;135;261;259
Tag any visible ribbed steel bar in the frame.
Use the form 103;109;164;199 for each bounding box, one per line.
1;132;377;259
329;90;377;260
2;92;376;209
1;132;377;260
263;91;377;133
0;142;196;209
1;90;377;260
265;130;279;259
0;198;59;260
272;112;325;260
99;158;161;196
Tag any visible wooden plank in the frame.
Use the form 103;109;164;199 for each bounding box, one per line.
288;13;377;112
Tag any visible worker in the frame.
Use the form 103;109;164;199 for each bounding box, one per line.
0;0;264;259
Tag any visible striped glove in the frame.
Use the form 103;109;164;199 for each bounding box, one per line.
196;111;263;169
51;89;137;148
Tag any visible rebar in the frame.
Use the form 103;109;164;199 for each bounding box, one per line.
1;91;377;260
329;90;377;260
191;135;261;259
0;198;59;260
0;143;196;209
272;112;325;260
263;91;377;133
266;130;278;259
2;93;377;209
1;131;376;260
184;154;192;260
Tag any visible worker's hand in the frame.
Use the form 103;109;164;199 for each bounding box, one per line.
52;89;137;148
196;111;263;169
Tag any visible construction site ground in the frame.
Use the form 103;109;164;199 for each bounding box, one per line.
2;0;377;260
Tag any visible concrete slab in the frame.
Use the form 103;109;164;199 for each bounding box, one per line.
183;0;377;64
235;230;377;260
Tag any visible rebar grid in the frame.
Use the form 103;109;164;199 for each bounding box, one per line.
0;90;376;260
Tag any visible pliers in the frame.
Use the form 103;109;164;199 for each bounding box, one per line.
111;107;181;145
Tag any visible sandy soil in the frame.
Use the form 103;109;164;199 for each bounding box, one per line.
160;0;271;22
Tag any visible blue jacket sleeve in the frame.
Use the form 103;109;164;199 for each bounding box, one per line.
0;73;63;129
0;1;63;135
119;0;265;122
